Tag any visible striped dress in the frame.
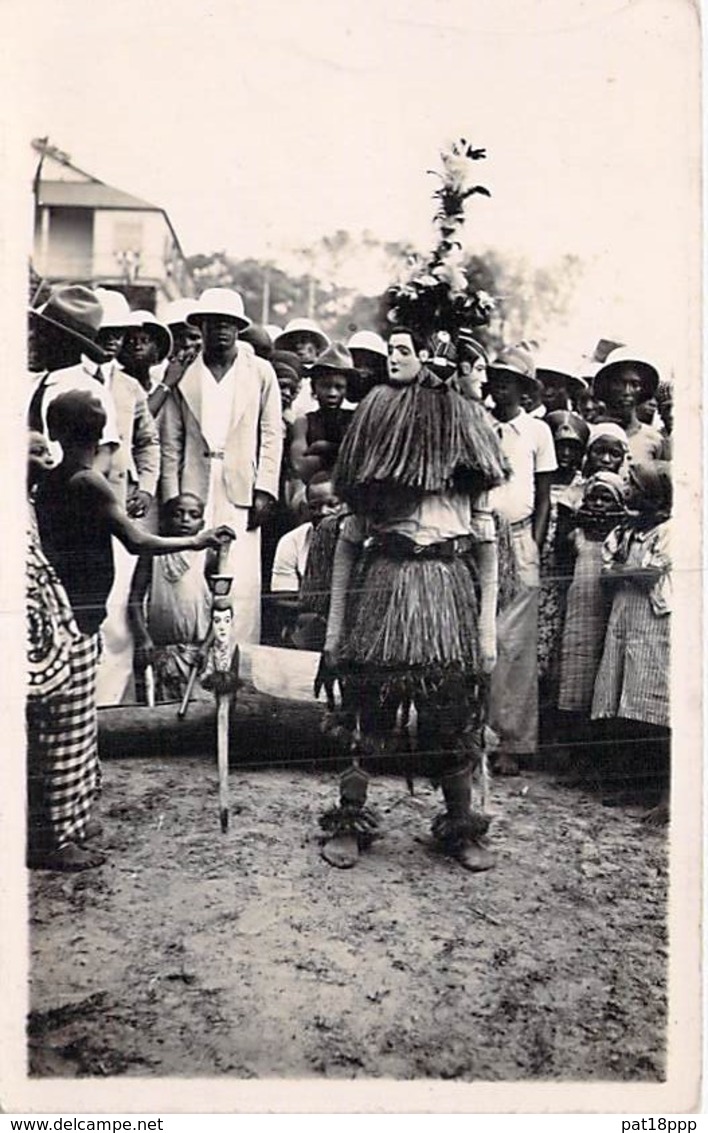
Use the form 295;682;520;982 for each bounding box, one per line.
557;530;613;713
591;521;671;729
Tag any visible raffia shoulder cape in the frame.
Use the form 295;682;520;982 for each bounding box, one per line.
333;377;509;517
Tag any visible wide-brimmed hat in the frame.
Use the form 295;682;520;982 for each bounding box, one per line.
274;318;330;353
310;342;354;378
29;284;109;363
94;288;141;331
163;297;199;327
347;330;387;358
593;347;660;403
186;288;251;330
487;344;538;389
535;352;588;395
545;409;590;448
130;310;173;362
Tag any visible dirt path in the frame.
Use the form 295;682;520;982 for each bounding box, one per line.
29;696;668;1081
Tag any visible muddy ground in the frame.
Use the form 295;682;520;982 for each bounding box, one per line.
28;689;668;1082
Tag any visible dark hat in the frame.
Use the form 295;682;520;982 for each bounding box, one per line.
487;344;538;389
457;329;489;365
29;285;109;363
545;409;590;448
240;323;274;359
593;347;660;404
271;349;303;378
272;361;300;386
310;342;355;377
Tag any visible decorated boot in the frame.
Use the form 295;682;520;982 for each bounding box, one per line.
432;764;494;872
319;762;380;869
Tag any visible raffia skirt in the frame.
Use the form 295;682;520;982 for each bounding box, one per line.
339;548;481;697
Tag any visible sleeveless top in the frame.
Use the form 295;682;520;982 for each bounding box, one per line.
35;466;115;635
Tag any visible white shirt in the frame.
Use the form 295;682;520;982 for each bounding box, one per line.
340;493;496;548
271;522;314;592
200;359;237;452
488;408;557;524
197;358;238;527
33;355;121;464
148;359;169;394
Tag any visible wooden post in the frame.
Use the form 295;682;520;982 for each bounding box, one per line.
201;541;238;832
216;694;230;832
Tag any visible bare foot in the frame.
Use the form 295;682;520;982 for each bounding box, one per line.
494;753;520;777
28;842;106;872
321;833;359;868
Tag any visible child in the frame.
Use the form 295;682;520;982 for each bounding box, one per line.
269;474;342;650
555;466;628;778
591;462;671;823
33;391;234;869
260;350;305;607
290;343;355;484
537;411;589;738
581;421;629;480
128;493;216;703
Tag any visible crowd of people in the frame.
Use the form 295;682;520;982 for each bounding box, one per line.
25;280;673;874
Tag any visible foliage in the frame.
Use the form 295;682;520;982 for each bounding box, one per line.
185;239;583;352
380;139;495;344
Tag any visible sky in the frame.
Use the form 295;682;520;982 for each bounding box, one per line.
8;0;702;364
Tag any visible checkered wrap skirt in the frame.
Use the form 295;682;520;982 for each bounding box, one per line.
27;632;101;849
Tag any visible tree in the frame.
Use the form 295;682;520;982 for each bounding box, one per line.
185;240;584;350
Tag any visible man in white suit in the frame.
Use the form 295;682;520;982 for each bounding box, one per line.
160;288;283;644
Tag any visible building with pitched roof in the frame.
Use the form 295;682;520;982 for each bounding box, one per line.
32;139;194;314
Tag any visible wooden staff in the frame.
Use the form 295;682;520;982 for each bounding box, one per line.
205;541;238;832
216;693;230;833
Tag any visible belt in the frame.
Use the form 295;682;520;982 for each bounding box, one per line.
205;449;225;460
510;516;533;532
363;532;477;561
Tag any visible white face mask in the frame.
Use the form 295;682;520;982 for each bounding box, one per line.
387;334;422;384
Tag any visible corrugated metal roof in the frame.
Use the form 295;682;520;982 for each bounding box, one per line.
38;181;160;211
